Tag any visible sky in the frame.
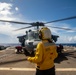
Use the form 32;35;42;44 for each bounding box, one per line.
0;0;76;44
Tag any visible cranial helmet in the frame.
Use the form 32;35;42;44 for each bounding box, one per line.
39;27;51;40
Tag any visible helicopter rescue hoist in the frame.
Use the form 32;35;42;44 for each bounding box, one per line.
0;16;76;56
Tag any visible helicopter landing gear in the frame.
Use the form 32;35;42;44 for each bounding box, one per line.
23;48;30;56
23;48;35;56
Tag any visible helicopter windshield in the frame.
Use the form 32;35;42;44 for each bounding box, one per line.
28;31;40;40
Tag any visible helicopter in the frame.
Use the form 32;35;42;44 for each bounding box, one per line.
16;28;59;54
16;28;59;55
0;16;76;56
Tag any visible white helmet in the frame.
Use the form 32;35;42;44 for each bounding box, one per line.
39;27;51;40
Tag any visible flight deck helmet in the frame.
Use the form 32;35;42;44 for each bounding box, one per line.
39;27;52;40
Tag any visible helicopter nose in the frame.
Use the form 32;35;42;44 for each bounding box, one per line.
28;42;33;45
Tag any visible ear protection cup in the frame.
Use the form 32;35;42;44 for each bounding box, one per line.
39;31;42;40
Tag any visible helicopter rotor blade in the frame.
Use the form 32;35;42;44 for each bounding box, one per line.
0;16;76;31
0;20;44;27
0;16;76;25
47;26;73;30
14;26;34;31
0;20;32;25
45;16;76;24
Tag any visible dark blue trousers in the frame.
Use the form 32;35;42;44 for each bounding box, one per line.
36;66;55;75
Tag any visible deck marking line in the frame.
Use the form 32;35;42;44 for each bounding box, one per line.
0;68;76;71
0;68;35;71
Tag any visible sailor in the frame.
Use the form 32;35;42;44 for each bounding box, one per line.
27;27;58;75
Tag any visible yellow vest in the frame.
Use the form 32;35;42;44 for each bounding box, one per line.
28;40;58;70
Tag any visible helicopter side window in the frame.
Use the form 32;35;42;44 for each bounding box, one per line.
28;31;35;40
28;31;40;40
34;33;40;40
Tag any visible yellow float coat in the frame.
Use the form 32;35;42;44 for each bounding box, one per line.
28;40;58;70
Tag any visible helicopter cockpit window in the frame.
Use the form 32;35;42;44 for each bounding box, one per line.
34;33;40;40
28;31;34;40
28;31;40;40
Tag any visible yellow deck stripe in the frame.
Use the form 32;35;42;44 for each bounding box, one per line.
0;68;76;71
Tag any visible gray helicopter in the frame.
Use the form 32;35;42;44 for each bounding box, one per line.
0;16;76;56
17;27;59;56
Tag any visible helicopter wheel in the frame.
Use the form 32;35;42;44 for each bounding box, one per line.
29;51;35;57
23;48;30;56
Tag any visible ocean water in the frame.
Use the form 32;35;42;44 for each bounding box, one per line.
56;43;76;47
0;43;76;47
0;43;21;47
